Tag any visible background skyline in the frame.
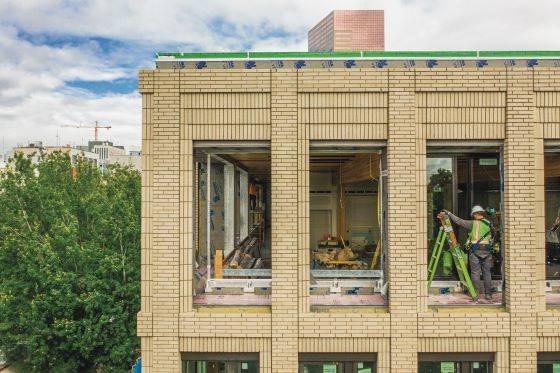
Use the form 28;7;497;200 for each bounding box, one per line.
1;0;560;152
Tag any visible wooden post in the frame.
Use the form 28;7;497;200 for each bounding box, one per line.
215;249;223;279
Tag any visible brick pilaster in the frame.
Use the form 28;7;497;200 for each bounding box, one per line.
504;68;538;372
139;69;155;371
387;69;418;372
270;69;299;372
151;69;181;371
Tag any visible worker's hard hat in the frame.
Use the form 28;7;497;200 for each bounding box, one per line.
471;205;485;216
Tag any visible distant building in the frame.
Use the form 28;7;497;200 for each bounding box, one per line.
0;154;6;170
8;141;140;172
308;10;384;52
10;142;99;166
107;150;142;171
87;141;126;171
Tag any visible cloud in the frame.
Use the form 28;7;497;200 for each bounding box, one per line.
2;0;560;50
0;88;140;150
0;23;139;151
1;0;560;152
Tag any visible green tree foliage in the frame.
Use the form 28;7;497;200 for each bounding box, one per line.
0;153;140;372
427;168;453;244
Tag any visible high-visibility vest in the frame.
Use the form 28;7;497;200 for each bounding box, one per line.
249;183;257;196
469;219;491;244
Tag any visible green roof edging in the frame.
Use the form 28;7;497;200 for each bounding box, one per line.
478;50;560;57
249;51;362;58
156;51;560;60
156;52;248;59
362;51;478;58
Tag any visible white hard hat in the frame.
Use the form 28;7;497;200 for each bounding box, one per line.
471;205;484;216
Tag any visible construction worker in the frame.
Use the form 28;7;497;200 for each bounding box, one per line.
441;206;494;301
248;180;257;210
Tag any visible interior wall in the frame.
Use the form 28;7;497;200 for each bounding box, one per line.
197;162;225;259
309;169;380;249
239;170;249;241
344;193;379;249
310;171;338;244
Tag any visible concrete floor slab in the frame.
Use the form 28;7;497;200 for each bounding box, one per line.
193;294;271;306
310;294;387;306
546;293;560;306
429;292;502;306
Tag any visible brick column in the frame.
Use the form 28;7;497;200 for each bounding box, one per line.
503;68;537;372
151;70;181;371
270;69;299;372
534;98;546;312
139;70;155;371
387;69;418;372
297;90;310;315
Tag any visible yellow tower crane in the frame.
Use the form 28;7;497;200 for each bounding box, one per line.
60;121;111;141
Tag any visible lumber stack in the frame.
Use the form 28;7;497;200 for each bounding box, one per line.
340;153;380;184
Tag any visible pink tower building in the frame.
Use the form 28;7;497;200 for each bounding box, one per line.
308;10;385;52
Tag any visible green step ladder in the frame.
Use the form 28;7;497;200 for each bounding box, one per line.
427;212;478;299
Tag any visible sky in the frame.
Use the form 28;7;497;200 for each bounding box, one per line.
1;0;560;153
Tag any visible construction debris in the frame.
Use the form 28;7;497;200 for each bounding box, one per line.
224;225;264;271
312;237;368;269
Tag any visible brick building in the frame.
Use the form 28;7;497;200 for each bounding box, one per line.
308;10;384;52
139;51;560;372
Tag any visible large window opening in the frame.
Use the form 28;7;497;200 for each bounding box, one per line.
545;151;560;306
419;353;494;373
182;353;259;373
427;145;503;306
193;142;271;306
299;353;376;373
309;142;387;307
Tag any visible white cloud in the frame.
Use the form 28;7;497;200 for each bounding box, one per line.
2;0;560;50
0;88;140;151
0;23;137;151
1;0;560;152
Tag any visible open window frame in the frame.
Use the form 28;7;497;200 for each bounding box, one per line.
427;141;505;306
308;141;388;307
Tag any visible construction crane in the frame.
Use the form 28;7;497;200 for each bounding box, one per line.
61;121;111;141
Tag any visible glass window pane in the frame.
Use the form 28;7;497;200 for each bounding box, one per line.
471;361;491;373
418;361;492;373
427;157;453;278
356;361;376;373
419;361;451;373
546;154;560;281
537;361;560;373
184;361;258;373
300;362;342;373
419;360;492;373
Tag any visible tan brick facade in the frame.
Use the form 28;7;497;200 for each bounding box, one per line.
139;67;560;372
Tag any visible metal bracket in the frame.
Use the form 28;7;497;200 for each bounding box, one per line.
206;278;271;293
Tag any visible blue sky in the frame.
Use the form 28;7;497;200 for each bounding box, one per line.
0;0;560;152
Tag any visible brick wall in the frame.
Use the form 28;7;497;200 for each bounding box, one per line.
139;67;560;373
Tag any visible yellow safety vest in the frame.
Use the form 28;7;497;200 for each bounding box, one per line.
469;219;491;245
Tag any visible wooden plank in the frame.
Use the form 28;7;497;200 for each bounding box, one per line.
545;154;560;177
215;249;223;279
340;153;381;184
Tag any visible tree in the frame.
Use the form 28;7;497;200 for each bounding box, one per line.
427;168;453;244
0;152;140;372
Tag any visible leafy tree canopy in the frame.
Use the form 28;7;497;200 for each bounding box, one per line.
0;153;140;372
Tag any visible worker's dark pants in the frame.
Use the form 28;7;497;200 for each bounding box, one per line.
250;195;256;210
469;249;493;296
